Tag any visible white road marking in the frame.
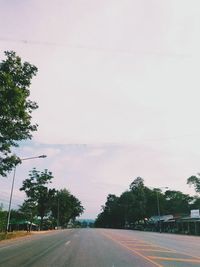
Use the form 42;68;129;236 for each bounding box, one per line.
65;240;71;246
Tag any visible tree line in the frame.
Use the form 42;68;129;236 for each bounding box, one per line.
95;176;200;229
1;168;84;231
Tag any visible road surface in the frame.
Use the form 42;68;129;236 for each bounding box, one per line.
0;229;200;267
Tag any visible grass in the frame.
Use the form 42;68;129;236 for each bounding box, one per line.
0;231;31;241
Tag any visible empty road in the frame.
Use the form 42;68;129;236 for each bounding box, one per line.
0;229;200;267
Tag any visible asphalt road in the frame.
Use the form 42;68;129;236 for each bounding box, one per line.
0;229;200;267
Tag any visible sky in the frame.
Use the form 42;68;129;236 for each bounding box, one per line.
1;0;200;219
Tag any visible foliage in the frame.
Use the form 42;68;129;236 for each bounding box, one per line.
0;207;7;232
50;189;84;228
187;174;200;193
95;177;197;229
19;199;37;223
0;231;30;241
0;51;38;176
20;168;55;229
19;169;84;230
69;194;84;221
164;190;192;214
95;194;121;228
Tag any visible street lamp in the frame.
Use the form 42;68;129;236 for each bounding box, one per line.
6;155;47;232
154;186;168;233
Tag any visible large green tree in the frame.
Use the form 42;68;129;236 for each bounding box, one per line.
50;189;84;228
95;194;120;228
0;51;38;176
164;190;193;215
69;194;84;222
20;168;55;229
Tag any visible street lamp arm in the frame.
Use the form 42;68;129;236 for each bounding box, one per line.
20;155;47;161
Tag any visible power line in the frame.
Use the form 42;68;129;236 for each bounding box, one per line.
0;37;188;58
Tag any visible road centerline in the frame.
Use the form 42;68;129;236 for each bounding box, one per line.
65;241;71;246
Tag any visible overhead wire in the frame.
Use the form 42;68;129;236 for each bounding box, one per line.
0;37;189;58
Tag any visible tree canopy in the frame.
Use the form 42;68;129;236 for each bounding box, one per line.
0;51;38;176
20;168;84;229
50;189;84;227
20;168;55;228
95;177;198;229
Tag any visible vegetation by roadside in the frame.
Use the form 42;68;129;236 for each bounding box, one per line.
95;176;200;236
0;231;31;242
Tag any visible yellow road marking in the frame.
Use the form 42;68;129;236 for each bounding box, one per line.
101;230;200;266
149;256;200;263
134;249;173;253
102;232;162;267
126;244;164;249
126;245;171;252
119;242;149;244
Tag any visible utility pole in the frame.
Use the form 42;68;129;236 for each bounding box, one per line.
57;197;60;229
155;187;168;233
156;190;161;233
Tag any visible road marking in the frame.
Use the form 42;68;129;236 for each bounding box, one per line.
126;244;160;247
121;241;150;244
65;241;71;246
102;232;162;267
101;230;200;266
134;248;173;253
149;256;200;264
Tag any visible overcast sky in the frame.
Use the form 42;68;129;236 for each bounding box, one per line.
1;0;200;219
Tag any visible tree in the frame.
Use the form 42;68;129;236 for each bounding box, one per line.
20;168;55;229
19;199;37;226
95;194;123;228
187;174;200;194
129;177;144;191
143;187;158;218
129;177;147;221
50;189;84;228
119;191;137;227
69;194;84;222
0;205;7;232
164;190;193;215
0;51;38;176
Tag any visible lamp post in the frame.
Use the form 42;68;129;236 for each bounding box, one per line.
155;187;168;233
57;197;60;229
6;155;47;232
